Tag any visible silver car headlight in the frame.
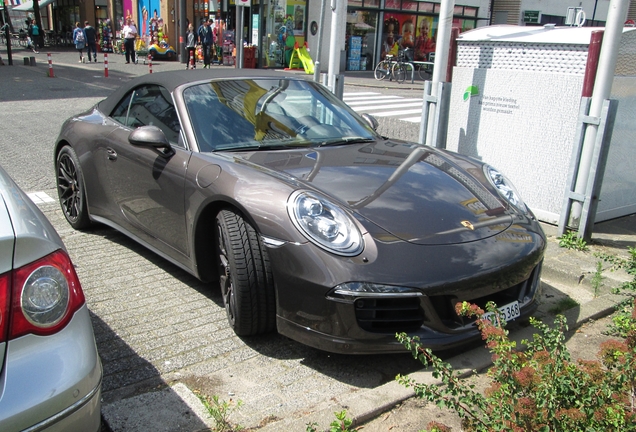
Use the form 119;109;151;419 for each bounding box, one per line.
288;190;363;256
484;165;528;214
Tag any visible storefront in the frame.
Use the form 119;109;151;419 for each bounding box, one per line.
345;1;483;71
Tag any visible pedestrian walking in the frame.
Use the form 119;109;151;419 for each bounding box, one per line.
185;24;196;69
73;22;87;62
26;19;39;53
198;19;213;68
84;21;98;62
123;18;138;64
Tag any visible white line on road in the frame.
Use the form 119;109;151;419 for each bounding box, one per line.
28;192;55;205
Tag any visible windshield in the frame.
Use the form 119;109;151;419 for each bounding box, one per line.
182;78;377;152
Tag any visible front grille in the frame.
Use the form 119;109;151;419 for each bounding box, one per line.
429;262;542;330
355;297;425;333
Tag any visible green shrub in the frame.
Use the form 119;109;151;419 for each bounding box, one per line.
396;300;636;431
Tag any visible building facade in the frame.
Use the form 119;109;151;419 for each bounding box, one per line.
4;0;635;67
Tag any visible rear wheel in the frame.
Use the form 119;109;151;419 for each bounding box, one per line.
216;209;276;336
56;145;91;230
392;63;407;83
417;64;432;81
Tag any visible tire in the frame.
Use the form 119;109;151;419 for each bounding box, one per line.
216;209;276;336
417;64;432;81
56;145;91;230
393;63;407;83
374;60;390;80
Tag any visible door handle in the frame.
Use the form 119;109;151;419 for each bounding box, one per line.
107;148;117;160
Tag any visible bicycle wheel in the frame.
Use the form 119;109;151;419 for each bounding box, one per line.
418;64;432;81
374;60;390;81
392;62;407;84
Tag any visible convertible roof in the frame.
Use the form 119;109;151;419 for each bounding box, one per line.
98;68;308;115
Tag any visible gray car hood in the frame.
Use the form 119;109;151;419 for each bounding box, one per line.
238;141;515;245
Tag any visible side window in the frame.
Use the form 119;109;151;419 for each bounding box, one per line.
112;85;182;146
111;93;133;125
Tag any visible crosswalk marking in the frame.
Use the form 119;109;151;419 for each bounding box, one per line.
27;192;55;205
343;92;423;123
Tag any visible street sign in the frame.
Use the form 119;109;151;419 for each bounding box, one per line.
236;0;250;7
523;10;540;24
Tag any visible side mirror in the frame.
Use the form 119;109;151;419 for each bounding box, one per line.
128;125;173;154
361;113;379;131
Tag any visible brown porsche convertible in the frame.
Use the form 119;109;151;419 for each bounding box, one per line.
54;69;545;354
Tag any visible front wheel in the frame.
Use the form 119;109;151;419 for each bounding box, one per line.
374;60;390;80
216;209;276;336
56;145;91;230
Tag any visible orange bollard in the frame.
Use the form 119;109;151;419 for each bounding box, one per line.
104;53;108;78
47;53;54;77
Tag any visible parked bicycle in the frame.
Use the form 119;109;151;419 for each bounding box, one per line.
373;54;395;81
374;49;434;83
391;48;412;83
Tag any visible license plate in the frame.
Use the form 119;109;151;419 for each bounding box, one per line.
482;301;520;325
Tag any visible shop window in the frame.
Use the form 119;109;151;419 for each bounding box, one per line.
385;0;400;10
402;1;417;12
418;2;434;13
463;7;477;17
364;0;379;8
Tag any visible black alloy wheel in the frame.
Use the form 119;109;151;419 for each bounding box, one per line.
56;146;91;230
216;209;276;336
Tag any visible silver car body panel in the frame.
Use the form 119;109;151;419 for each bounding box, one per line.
0;305;102;432
0;166;102;432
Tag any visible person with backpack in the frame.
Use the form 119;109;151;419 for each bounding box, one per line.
27;19;39;53
73;22;87;62
84;21;98;63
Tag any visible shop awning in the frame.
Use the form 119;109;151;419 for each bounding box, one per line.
12;0;55;11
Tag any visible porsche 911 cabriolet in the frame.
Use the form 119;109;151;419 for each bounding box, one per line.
54;69;546;354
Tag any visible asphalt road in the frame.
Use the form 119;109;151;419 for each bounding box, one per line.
0;47;437;430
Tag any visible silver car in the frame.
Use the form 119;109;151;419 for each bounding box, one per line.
0;165;102;431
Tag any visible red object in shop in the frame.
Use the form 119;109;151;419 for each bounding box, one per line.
243;46;256;68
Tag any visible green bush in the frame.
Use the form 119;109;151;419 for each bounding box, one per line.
396;301;636;431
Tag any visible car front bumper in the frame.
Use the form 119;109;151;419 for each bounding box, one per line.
268;220;545;354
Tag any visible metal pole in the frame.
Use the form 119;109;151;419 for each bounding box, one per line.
569;0;628;227
424;0;454;148
313;0;327;82
236;4;243;68
327;0;345;93
179;0;186;63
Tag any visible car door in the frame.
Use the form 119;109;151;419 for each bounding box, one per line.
104;84;191;258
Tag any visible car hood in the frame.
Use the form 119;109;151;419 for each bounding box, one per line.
236;140;515;245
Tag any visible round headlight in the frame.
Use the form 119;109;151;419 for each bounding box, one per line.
288;191;363;256
21;265;70;327
484;165;528;214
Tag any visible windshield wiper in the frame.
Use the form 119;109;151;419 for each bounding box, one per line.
214;141;312;152
318;137;375;147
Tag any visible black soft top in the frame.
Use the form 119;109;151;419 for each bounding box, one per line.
97;68;308;114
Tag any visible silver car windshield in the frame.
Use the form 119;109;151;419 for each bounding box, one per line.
182;78;376;152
